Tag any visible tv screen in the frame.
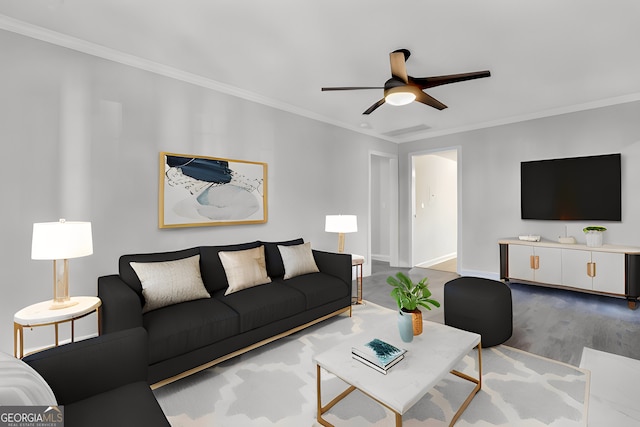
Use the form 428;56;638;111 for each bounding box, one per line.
521;153;621;221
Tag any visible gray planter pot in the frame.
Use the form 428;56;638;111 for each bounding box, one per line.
585;231;604;247
397;311;414;343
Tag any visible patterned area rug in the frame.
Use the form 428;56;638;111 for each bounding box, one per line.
154;302;589;426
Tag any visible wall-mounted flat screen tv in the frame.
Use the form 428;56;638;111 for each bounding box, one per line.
521;153;621;221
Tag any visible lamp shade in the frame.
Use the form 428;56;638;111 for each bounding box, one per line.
31;219;93;260
325;215;358;233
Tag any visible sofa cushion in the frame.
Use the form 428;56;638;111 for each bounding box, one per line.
278;242;319;279
143;298;240;364
260;238;304;279
214;283;306;332
119;247;201;305
199;242;262;293
219;246;271;295
64;381;170;427
279;272;350;309
130;255;211;313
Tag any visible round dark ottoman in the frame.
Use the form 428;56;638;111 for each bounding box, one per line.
444;276;512;347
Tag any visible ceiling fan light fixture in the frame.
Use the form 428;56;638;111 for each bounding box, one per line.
384;86;417;106
322;49;491;114
385;91;416;106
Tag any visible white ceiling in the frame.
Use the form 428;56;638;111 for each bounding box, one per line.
1;0;640;143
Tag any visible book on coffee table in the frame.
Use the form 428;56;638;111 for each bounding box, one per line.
352;352;405;374
352;338;406;374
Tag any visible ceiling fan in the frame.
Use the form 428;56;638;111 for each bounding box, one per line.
321;49;491;115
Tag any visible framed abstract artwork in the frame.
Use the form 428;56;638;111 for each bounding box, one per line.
159;152;268;228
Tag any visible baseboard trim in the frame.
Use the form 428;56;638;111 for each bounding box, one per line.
371;254;390;262
415;252;457;269
150;306;352;390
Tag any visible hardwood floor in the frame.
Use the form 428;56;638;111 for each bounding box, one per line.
361;259;640;366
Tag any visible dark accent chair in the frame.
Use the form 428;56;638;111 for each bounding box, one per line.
444;276;513;347
23;328;170;427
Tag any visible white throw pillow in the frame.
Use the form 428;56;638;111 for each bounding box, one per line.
278;242;320;279
130;254;211;313
0;352;57;405
219;246;272;295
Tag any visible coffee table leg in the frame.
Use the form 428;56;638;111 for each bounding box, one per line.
450;342;482;426
317;364;359;426
316;364;405;426
316;364;330;426
395;412;402;426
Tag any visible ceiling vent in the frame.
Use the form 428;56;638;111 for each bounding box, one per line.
382;124;431;138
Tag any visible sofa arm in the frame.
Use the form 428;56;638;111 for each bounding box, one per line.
23;328;149;405
313;250;352;288
98;274;143;333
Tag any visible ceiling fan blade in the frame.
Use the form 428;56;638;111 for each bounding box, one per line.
321;86;383;91
363;98;385;115
415;91;447;110
410;70;491;89
389;51;409;84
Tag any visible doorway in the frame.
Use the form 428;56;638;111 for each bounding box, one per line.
369;152;398;270
411;149;458;272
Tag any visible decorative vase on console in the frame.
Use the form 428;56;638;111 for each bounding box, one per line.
584;226;606;247
387;272;440;343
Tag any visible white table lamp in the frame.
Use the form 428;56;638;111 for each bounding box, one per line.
325;215;357;253
31;219;93;309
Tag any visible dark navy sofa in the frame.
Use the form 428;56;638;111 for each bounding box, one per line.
98;238;352;387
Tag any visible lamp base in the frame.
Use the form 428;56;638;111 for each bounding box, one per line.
337;232;345;253
49;299;79;310
51;258;78;310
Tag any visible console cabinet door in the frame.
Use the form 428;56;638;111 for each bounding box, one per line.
562;249;593;290
561;250;625;293
508;245;562;284
533;246;562;285
591;252;625;294
508;245;534;281
502;241;633;301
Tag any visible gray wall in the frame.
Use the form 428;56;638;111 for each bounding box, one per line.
3;27;640;356
370;154;391;260
0;30;396;354
399;101;640;277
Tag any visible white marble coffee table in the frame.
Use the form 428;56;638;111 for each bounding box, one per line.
314;319;481;426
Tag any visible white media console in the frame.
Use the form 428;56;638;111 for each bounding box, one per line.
499;238;640;309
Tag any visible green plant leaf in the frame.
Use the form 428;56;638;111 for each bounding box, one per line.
386;272;440;312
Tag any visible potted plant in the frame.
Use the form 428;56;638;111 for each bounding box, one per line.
583;226;606;247
387;272;440;342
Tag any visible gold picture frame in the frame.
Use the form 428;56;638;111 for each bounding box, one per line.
159;152;267;228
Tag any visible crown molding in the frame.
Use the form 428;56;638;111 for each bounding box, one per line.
0;14;392;142
400;92;640;142
2;14;639;145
